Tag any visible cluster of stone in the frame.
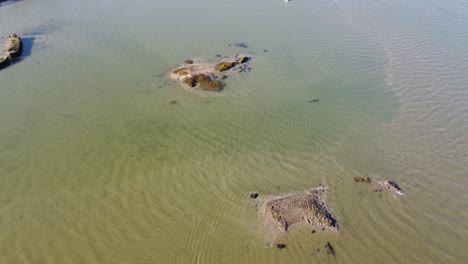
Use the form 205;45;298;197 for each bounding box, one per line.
169;55;250;92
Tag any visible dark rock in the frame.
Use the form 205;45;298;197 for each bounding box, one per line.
264;49;268;52
384;180;402;192
184;60;194;64
311;230;316;234
231;42;248;48
0;54;11;70
238;56;250;63
170;100;178;105
276;244;286;249
182;76;196;87
325;242;335;256
308;99;319;103
250;193;259;199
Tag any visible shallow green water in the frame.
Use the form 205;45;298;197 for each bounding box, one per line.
0;0;467;263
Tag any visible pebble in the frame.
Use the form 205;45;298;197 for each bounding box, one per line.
277;244;286;249
250;193;259;199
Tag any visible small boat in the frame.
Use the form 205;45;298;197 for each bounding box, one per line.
0;54;11;69
3;33;22;58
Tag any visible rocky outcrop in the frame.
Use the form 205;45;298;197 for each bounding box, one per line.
3;33;22;58
263;187;338;232
1;33;22;71
168;54;251;92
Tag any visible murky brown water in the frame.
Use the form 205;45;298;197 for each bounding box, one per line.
0;0;467;263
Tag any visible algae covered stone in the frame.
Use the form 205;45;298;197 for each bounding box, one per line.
173;68;189;76
354;176;371;183
182;74;223;91
195;74;223;91
214;61;237;72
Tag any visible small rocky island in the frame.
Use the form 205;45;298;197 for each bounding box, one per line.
168;54;251;92
262;187;338;233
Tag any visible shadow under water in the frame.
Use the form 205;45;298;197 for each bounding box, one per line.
17;36;34;59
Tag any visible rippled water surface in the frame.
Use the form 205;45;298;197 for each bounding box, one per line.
1;0;467;263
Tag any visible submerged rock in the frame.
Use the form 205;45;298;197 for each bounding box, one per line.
250;193;259;199
325;242;335;256
263;187;338;232
276;243;286;249
354;177;403;195
228;42;248;48
354;176;371;183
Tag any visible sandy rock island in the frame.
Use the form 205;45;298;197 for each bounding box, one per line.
167;54;251;91
261;187;338;233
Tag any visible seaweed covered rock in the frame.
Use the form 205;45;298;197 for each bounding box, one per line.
182;74;223;91
263;187;338;232
195;74;223;91
173;68;188;76
182;76;196;87
214;61;237;72
354;176;371;183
